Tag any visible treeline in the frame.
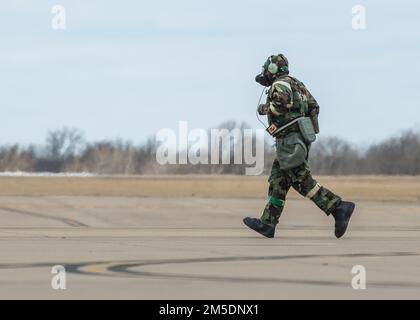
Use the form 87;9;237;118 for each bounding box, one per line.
309;131;420;175
0;124;419;175
0;127;158;175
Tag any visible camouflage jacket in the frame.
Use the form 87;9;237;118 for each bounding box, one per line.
265;74;320;131
263;74;320;169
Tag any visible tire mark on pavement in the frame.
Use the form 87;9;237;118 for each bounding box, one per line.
0;206;88;227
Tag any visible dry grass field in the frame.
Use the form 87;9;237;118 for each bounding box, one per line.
0;175;419;299
0;175;419;201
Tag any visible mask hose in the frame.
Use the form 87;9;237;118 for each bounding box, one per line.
255;87;268;129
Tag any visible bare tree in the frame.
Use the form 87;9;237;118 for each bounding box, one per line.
365;130;420;175
0;145;34;172
35;127;85;172
309;137;362;175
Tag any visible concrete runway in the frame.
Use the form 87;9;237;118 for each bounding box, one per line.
0;195;419;299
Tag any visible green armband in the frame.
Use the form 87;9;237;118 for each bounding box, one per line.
268;196;285;207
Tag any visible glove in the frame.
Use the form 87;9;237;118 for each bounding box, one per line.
257;103;269;115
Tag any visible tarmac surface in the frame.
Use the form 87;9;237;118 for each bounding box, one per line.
1;193;419;299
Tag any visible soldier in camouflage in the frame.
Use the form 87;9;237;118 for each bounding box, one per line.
243;54;355;239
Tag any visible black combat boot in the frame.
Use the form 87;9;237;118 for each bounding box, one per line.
331;201;355;238
243;217;275;238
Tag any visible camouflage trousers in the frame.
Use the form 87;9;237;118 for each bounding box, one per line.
260;159;341;227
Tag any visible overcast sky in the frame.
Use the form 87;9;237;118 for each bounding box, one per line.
1;0;419;146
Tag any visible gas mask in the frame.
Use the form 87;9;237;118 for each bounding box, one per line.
255;71;273;87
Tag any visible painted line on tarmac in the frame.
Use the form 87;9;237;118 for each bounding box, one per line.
71;251;420;288
2;252;420;289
